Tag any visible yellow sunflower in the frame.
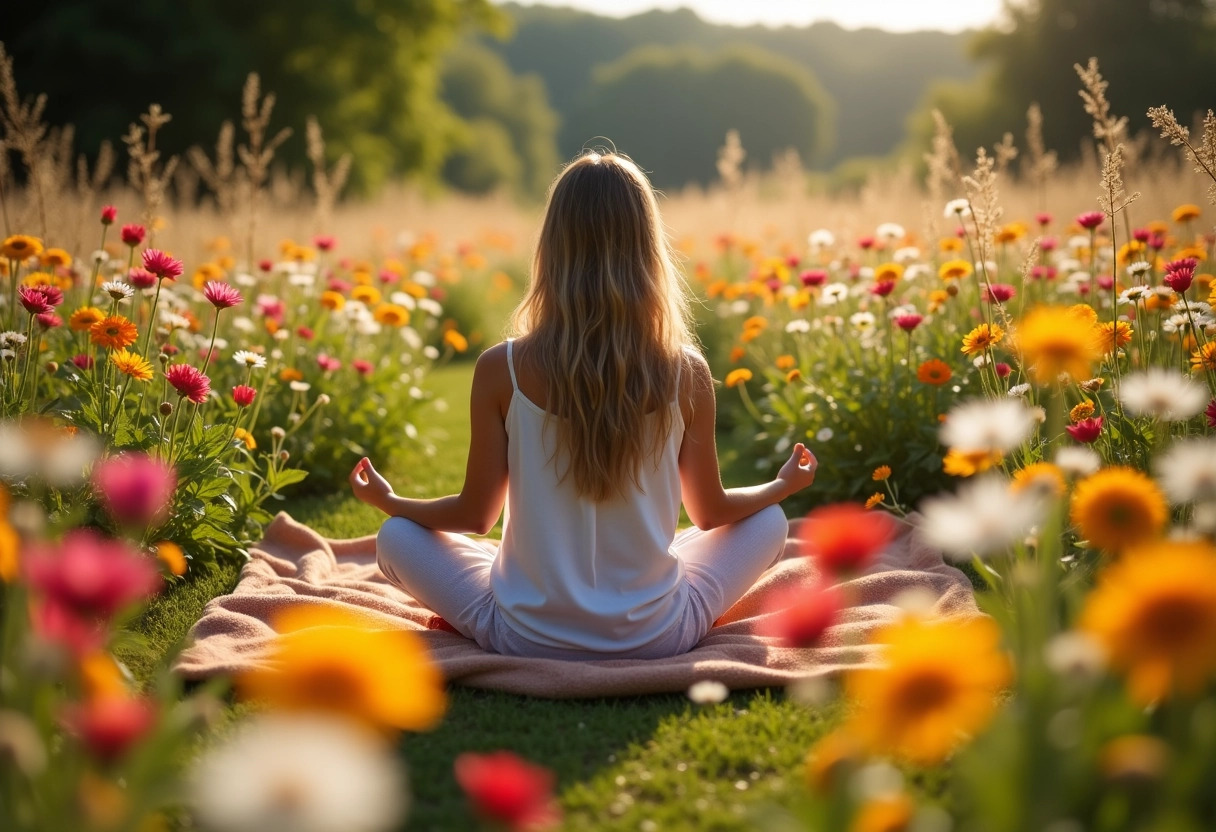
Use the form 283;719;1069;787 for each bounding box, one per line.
1096;321;1134;354
874;262;904;283
1172;204;1202;223
845;616;1012;765
1;234;44;261
40;248;72;269
1011;462;1066;497
236;605;446;732
1013;306;1104;384
1191;342;1216;373
1081;540;1216;703
372;303;410;327
943;449;1003;477
319;290;345;311
1070;401;1095;422
351;285;382;306
1070;466;1168;552
938;259;973;281
69;307;106;332
725;368;753;388
89;316;139;350
109;349;154;381
961;323;1004;356
939;237;964;253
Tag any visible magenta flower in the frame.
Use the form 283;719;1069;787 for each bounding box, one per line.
36;312;62;329
1066;416;1104;444
316;354;341;372
327;277;352;293
296;325;315;341
232;385;257;407
127;267;157;289
100;205;118;225
1035;212;1052;226
142;248;183;281
92;453;178;527
995;362;1012;378
71;354;95;370
353;359;373;376
800;269;827;287
61;696;158;763
1148;233;1167;250
120;224;146;247
1207;399;1216;429
869;280;896;297
1163;265;1195;293
1076;211;1105;230
19;285;63;314
1039;237;1058;252
202;281;242;309
165;363;211;403
24;529;162;625
255;294;285;320
982;283;1017;303
1133;228;1150;243
893;313;923;332
313;234;336;251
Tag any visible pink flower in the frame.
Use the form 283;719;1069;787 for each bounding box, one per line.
19;285;64;314
765;277;782;293
1148;233;1166;250
857;235;875;250
232;385;257;407
256;294;284;320
982;283;1016;303
296;325;314;341
1163;265;1194;293
762;581;842;648
869;280;896;297
378;269;397;285
353;359;374;376
165;363;211;403
61;697;157;763
141;248;183;281
71;354;94;370
24;529;161;625
327;277;352;293
1076;211;1105;230
127;267;157;289
1096;274;1114;290
1030;265;1057;281
316;354;342;372
313;235;336;251
894;313;923;332
1133;227;1150;243
100;205;118;225
1066;416;1104;443
1035;212;1052;227
1165;257;1199;273
1039;237;1058;252
454;751;561;831
785;254;801;268
995;362;1012;378
800;269;827;287
202;281;242;309
1206;399;1216;429
93;453;178;526
258;258;274;273
36;312;62;329
120;224;146;247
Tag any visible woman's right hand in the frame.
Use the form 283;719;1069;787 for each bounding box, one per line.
349;457;394;514
776;442;817;497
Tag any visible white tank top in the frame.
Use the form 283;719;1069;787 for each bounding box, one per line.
490;340;687;652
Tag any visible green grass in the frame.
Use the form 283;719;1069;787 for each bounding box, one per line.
128;362;848;830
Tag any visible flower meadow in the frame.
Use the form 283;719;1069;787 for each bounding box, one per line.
4;48;1216;830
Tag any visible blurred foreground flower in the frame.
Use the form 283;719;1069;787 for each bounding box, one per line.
191;714;408;832
799;503;896;576
454;750;561;831
92;453;177;527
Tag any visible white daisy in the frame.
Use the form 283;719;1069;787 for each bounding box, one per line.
234;272;258;287
893;246;921;264
1125;261;1153;279
876;222;905;242
1007;383;1031;398
1;331;27;347
411;270;437;287
0;348;15;361
288;273;315;288
1155;438;1216;503
1119;286;1151;305
416;298;443;317
1118;368;1209;421
785;319;810;334
919;475;1045;559
230;316;256;333
940;398;1038;453
807;229;836;250
233;350;267;369
289;381;311;392
943;198;971;219
687;680;729;705
100;280;134;300
190;714;408;832
904;264;932;281
820;282;849;306
389;292;417;310
1054;446;1101;478
849;312;876;332
161;311;191;330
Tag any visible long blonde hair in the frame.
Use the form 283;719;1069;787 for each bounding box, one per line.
510;151;695;501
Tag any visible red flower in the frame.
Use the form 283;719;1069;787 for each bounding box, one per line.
100;205;118;225
165;363;211;403
1039;237;1058;252
61;697;157;762
1076;211;1104;230
36;312;62;329
869;280;896;297
1035;212;1052;226
765;277;782;293
24;530;161;624
1205;399;1216;429
994;362;1012;378
232;385;257;407
19;285;63;314
256;295;285;320
141;248;183;280
120;224;146;247
71;354;95;370
454;751;561;830
353;359;374;376
296;325;315;341
1148;233;1167;250
202;281;242;309
893;313;923;332
257;258;274;273
127;267;157;289
92;453;177;526
313;234;336;251
1066;416;1104;443
800;269;827;287
762;581;842;648
1163;263;1195;293
1133;227;1151;243
857;236;876;250
982;283;1016;303
785;254;801;268
317;354;341;372
799;503;896;576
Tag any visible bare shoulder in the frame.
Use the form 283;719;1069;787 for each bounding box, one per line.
679;347;714;423
472;342;514;413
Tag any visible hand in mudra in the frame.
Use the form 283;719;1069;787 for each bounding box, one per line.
349;457;394;513
776;442;817;496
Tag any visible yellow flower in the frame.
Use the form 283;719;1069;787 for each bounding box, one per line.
939;237;964;253
1117;240;1147;264
1067;304;1099;325
864;493;884;510
1191;342;1216;373
994;222;1027;244
872;465;891;481
69;306;106;332
851;793;915;832
1070;466;1168;553
939;259;972;281
40;248;72;269
1013;306;1103;384
1011;462;1066;497
942;449;1002;477
874;262;903;283
373;303;410;327
0;485;18;583
233;427;257;450
927;289;950;313
153;541;187;576
1172;204;1202;223
775;354;796;371
320;291;345;311
109;349;154;381
191;262;224;290
845;616;1012;765
443;330;469;353
742;315;767;332
79;652;129;701
1096;321;1134;354
804;729;861;793
1069;402;1095;423
400;281;427;300
960;323;1004;356
1081;540;1216;703
785;369;802;383
724;368;753;388
90;316;139;350
729;346;745;363
237;605;446;732
279;367;303;383
1;234;44;260
351;285;381;306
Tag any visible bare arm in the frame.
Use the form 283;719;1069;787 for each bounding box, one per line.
348;346;510;534
677;351;817;530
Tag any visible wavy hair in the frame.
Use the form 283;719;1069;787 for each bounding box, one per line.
510;152;695;501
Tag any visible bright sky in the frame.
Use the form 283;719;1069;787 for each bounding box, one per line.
500;0;1007;32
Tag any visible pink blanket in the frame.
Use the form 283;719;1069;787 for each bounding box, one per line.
173;513;977;698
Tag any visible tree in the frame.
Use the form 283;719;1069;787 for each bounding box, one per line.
561;45;835;189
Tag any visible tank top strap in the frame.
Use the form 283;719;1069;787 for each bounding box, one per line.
506;338;519;391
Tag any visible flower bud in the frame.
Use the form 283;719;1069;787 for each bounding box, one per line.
44;361;58;374
159;353;169;365
271;426;286;440
159;402;174;416
279;450;290;462
317;394;331;406
945;284;959;297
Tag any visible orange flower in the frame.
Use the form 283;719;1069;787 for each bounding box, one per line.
89;316;138;350
69;306;106;332
279;367;303;383
916;359;952;385
775;354;796;371
872;465;891;481
961;323;1004;356
443;330;469;353
320;290;345;311
1097;320;1134;353
153;541;187;576
724;368;752;388
864;493;884;510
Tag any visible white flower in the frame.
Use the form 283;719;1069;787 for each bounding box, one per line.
876;222;905;242
0;348;15;361
820;282;849;306
0;422;36;478
807;229;835;250
288;273;315;288
1044;631;1106;682
1156;438;1216;503
289;381;311;392
0;331;27;347
234;272;258;287
972;354;991;368
416;298;443;317
1119;368;1208;421
943;198;971;219
940;399;1038;453
904;264;932;281
400;327;423;350
785;319;810;334
91;249;109;264
389;292;417;310
233;350;267;369
816;427;834;442
190;714;408;832
1118;286;1150;305
161;312;191;330
356;319;382;336
1054;446;1101;478
1007;383;1031;398
1125;261;1152;279
687;680;729;704
422;345;440;360
100;280;134;300
849;312;876;331
893;246;920;264
919;475;1046;559
43;432;102;488
411;270;436;287
231;316;256;333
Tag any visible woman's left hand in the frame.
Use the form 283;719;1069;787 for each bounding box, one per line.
349;457;394;513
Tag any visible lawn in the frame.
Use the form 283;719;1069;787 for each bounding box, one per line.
124;360;849;831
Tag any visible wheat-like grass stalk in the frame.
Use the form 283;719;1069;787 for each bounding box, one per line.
70;138;113;253
716;129;746;192
188;120;238;219
123;104;179;235
1076;57;1136;239
1023;103;1058;211
0;42;50;238
993;132;1018;178
306;116;352;234
922;109;963;243
1147;105;1216;206
237;73;292;267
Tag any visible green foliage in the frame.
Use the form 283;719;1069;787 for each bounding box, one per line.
563;45;834;189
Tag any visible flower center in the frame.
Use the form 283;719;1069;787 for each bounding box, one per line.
897;670;954;718
1140;596;1206;647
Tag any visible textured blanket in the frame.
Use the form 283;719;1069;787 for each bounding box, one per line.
173;512;977;698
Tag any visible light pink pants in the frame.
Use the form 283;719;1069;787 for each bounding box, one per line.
376;504;789;660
